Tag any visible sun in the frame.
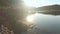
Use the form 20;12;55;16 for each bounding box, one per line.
23;0;34;7
23;0;40;7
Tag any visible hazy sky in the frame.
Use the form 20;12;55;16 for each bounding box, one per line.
24;0;60;7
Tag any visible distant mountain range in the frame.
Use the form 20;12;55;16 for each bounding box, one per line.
31;4;60;15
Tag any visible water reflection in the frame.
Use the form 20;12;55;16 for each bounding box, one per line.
22;13;60;34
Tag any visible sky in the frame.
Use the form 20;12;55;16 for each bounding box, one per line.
24;0;60;7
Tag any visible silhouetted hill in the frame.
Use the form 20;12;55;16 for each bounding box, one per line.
36;4;60;15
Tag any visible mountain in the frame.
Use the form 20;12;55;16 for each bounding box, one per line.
35;4;60;15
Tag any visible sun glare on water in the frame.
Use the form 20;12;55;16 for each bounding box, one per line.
26;15;34;22
26;13;39;22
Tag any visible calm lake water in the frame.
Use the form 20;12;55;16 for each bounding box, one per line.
21;13;60;34
31;13;60;31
